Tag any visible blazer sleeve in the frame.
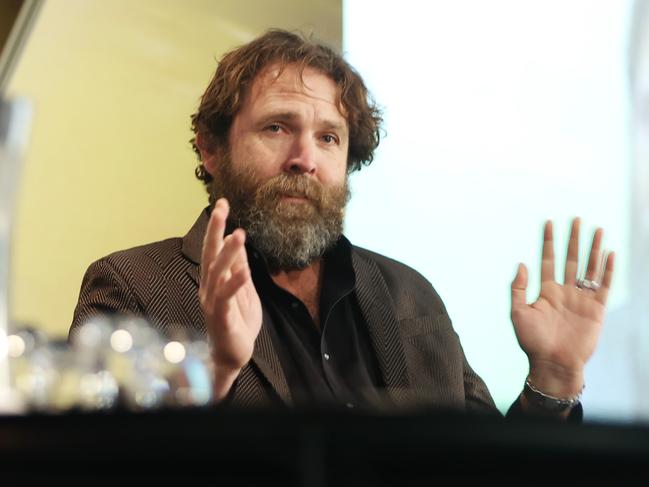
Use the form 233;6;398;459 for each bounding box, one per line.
69;257;145;341
462;357;500;415
505;394;583;422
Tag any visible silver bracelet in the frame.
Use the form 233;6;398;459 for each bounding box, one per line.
523;378;584;413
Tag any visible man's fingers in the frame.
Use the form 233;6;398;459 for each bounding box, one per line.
511;263;528;311
540;220;555;283
585;228;603;281
231;238;250;276
595;251;615;305
203;229;245;303
200;198;229;289
564;218;580;286
215;263;251;304
203;264;251;337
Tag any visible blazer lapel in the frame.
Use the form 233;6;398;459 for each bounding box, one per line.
251;308;292;405
352;250;413;408
180;207;292;405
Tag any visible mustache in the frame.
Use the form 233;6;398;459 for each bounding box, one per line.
255;174;324;207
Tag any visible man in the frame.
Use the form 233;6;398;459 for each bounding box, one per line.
71;30;614;418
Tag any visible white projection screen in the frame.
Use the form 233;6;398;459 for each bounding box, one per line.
343;0;646;421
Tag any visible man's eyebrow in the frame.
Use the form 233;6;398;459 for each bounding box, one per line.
259;111;299;123
258;111;347;132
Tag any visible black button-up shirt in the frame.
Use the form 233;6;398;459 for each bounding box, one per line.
247;236;385;410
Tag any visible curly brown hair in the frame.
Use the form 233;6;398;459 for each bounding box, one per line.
190;29;382;201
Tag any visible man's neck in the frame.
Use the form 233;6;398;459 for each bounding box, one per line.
271;259;323;328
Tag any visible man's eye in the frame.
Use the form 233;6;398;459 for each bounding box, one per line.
266;124;282;133
322;134;337;144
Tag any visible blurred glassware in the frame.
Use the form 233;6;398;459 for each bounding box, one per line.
6;316;213;414
0;97;33;414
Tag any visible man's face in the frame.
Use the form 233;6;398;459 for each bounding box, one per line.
204;64;351;271
228;62;349;188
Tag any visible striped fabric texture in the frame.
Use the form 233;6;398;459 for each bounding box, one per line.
70;208;498;413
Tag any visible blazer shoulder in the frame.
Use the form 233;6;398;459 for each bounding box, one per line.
71;238;192;338
90;237;186;275
351;245;434;288
351;245;447;317
80;237;190;302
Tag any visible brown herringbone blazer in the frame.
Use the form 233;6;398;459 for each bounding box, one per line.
70;208;498;413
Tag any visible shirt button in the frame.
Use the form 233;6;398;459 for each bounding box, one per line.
323;353;330;361
346;403;354;409
291;301;299;309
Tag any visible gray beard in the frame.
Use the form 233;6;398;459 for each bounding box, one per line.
235;196;347;273
211;160;350;273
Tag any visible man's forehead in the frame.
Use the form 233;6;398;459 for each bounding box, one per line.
247;63;346;115
253;63;329;90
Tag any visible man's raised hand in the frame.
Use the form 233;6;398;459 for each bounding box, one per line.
199;198;262;400
510;218;614;399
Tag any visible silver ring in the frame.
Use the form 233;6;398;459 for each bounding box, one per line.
576;278;600;292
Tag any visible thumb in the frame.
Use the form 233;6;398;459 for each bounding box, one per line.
511;263;528;312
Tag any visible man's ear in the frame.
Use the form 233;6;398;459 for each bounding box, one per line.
195;132;220;176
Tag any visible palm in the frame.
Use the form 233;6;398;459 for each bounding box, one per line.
513;280;606;370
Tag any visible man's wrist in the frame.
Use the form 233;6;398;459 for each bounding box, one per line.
527;362;584;398
211;364;242;402
522;377;583;414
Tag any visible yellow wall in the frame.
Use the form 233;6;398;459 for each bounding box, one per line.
5;0;341;338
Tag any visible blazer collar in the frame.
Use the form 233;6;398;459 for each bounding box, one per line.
181;206;210;266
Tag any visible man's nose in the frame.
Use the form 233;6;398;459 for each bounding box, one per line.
282;134;317;175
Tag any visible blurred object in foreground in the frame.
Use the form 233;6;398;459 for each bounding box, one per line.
5;316;213;414
0;96;32;413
